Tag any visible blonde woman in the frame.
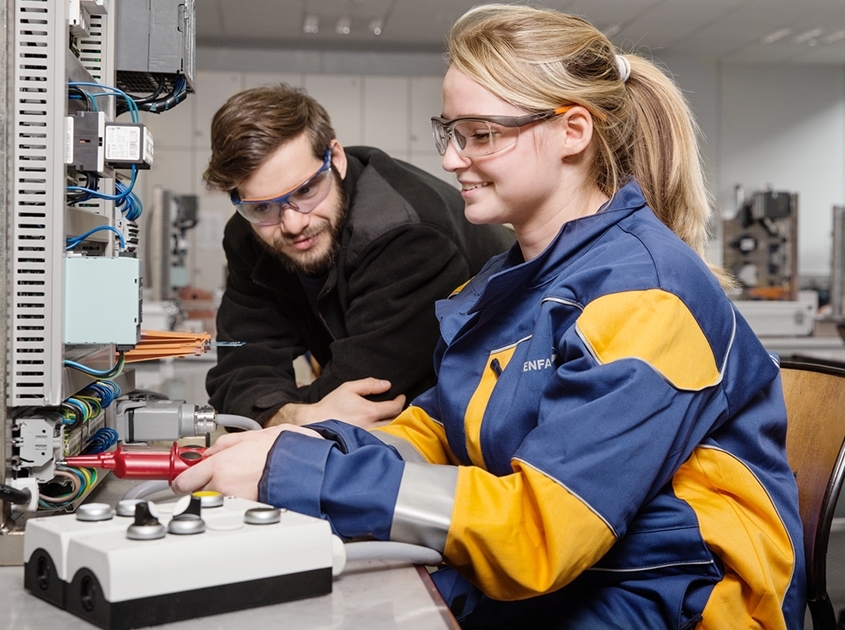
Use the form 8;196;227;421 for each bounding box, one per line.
175;5;805;628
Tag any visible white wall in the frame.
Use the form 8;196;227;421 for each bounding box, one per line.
137;46;845;291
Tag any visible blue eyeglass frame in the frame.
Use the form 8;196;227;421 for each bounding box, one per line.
229;149;333;213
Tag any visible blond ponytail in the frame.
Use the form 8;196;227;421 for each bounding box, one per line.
446;4;733;288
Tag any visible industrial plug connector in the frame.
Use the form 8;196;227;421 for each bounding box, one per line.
115;397;217;443
5;478;39;514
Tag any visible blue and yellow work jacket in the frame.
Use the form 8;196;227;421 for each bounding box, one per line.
259;180;806;629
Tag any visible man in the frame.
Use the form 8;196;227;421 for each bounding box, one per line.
204;84;514;428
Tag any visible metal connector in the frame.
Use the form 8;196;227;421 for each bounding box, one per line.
115;398;218;443
193;405;216;435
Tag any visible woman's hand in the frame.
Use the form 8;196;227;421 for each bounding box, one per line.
171;424;323;499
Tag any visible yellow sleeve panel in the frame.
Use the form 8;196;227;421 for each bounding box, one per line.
673;446;796;630
444;460;616;601
576;289;721;390
373;405;460;466
464;344;519;469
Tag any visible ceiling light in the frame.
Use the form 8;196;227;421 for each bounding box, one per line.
793;28;823;45
823;30;845;45
760;28;791;44
368;18;383;36
303;14;319;34
336;16;351;35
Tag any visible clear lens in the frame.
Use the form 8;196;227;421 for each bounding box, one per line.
236;168;333;226
432;119;521;157
432;119;449;155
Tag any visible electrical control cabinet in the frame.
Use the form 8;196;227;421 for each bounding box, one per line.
1;0;195;565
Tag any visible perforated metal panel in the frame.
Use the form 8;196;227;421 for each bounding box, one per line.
10;0;68;406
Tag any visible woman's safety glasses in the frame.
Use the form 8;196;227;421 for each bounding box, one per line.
431;106;572;157
230;149;333;226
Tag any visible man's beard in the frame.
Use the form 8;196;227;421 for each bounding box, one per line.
260;176;348;277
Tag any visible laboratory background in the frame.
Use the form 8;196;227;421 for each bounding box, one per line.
4;1;845;629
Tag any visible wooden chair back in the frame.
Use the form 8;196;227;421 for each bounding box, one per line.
781;360;845;630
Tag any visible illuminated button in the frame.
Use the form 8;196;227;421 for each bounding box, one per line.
192;490;224;509
76;503;114;522
244;507;281;525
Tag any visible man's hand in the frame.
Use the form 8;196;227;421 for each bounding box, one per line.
264;378;406;429
171;424;322;498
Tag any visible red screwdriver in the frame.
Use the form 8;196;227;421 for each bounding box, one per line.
61;441;207;484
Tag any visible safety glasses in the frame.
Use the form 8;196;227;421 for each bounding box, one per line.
230;149;333;226
431;106;572;157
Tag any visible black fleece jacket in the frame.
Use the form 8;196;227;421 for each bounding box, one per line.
207;146;515;422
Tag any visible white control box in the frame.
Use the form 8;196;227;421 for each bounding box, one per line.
24;496;340;629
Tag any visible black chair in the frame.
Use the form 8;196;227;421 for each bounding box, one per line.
781;359;845;629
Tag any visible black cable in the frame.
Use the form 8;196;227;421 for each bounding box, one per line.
68;85;96;112
0;484;32;505
116;76;188;116
124;389;169;401
141;88;188;114
127;76;168;106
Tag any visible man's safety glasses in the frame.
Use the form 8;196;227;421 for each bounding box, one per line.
431;107;572;157
230;149;333;226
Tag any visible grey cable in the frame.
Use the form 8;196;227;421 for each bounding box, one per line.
343;541;443;566
122;480;172;501
215;413;263;431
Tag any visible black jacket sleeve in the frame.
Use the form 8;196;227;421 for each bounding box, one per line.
205;220;311;421
206;221;474;423
301;223;471;405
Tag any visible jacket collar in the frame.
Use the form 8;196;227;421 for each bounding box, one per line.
438;181;648;344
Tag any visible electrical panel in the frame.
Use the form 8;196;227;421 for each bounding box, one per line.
1;0;195;565
115;0;196;103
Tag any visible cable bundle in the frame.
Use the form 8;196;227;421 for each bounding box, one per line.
38;466;98;509
82;427;120;454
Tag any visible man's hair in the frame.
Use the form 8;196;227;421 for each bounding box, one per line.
203;84;336;192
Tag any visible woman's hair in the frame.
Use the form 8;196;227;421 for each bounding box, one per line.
203;84;336;192
446;4;731;286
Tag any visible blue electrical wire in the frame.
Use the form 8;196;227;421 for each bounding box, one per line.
67;82;139;122
66;165;137;203
86;381;121;407
115;180;142;220
66;226;126;251
83;427;120;454
61;398;87;425
63;352;125;379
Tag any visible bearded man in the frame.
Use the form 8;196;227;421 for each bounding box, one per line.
204;84;514;428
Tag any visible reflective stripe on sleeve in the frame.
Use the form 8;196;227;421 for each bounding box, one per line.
372;431;428;464
389;462;458;553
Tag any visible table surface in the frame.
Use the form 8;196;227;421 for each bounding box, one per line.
0;472;459;630
0;559;459;630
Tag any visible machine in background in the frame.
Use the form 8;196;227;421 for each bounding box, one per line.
724;189;816;337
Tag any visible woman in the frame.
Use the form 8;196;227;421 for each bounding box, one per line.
175;5;806;628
